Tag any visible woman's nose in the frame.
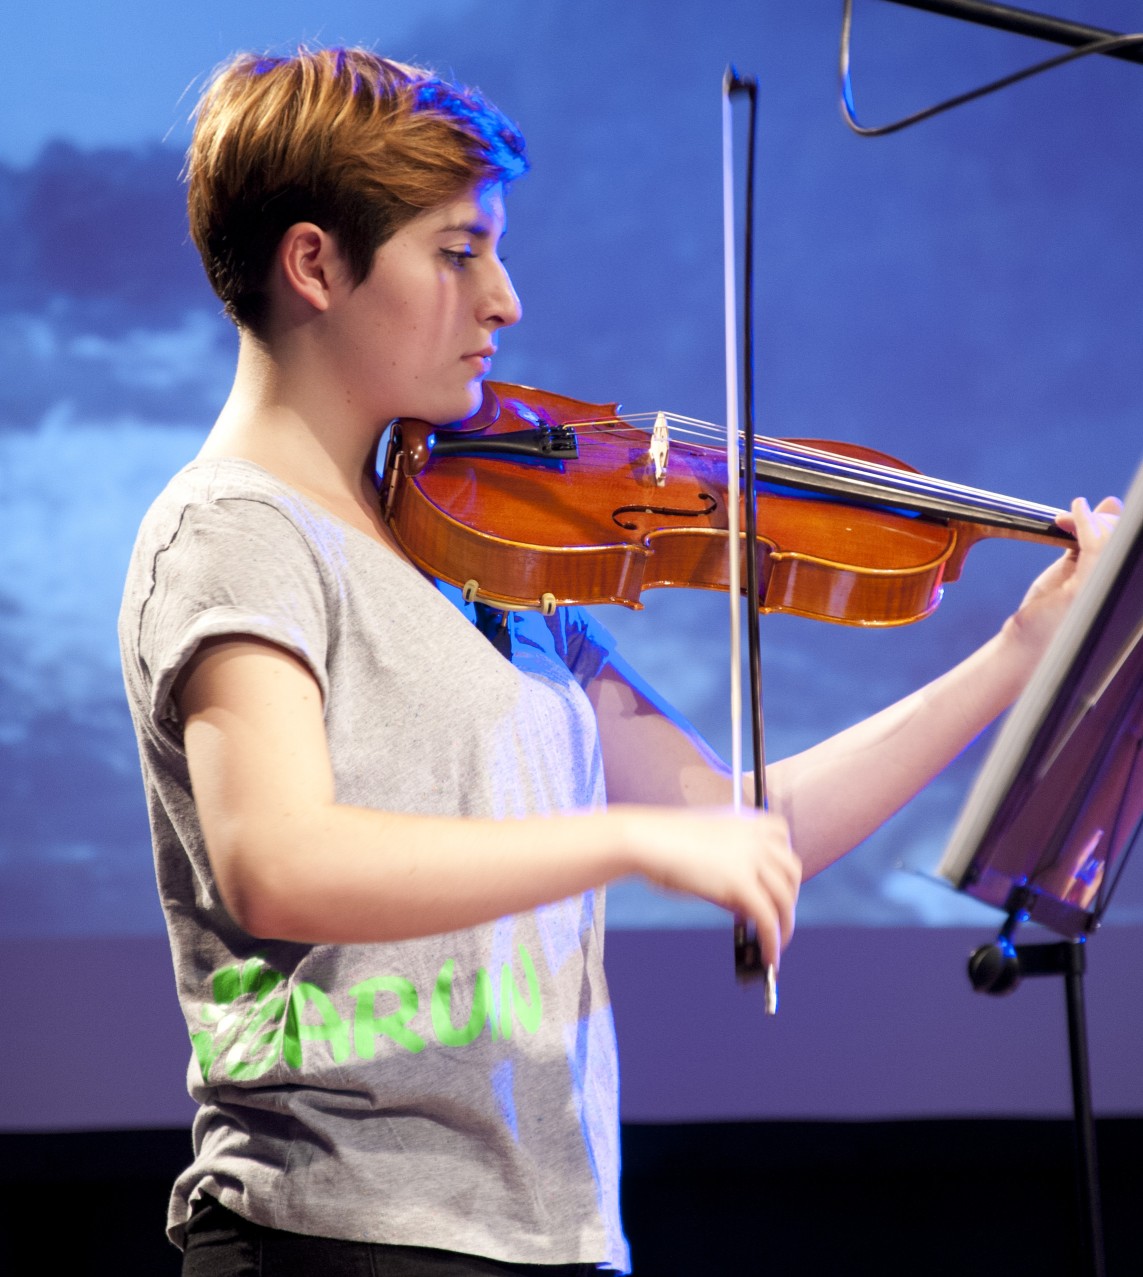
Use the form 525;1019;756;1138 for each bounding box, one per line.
482;259;522;330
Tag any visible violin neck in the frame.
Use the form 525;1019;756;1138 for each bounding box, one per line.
753;444;1071;544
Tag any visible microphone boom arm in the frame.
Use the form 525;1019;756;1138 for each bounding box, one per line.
882;0;1143;67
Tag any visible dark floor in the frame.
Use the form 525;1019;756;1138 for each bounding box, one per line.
1;1119;1138;1275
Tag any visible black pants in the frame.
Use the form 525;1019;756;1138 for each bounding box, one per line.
182;1196;613;1277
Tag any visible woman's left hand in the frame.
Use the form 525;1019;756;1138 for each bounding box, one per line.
1005;495;1123;661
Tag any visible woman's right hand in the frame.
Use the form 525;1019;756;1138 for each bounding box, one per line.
624;807;800;971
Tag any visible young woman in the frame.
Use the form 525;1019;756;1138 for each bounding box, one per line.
119;46;1118;1276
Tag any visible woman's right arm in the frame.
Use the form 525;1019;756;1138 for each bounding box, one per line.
179;636;800;964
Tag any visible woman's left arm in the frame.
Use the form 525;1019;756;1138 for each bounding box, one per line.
588;496;1121;879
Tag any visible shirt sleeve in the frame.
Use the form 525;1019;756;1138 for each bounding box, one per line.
137;496;332;741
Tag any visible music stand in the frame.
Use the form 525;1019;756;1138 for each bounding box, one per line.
938;459;1143;1277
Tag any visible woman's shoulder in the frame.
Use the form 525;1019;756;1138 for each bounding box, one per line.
138;457;347;546
156;455;302;511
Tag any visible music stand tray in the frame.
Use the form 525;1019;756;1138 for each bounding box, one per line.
939;461;1143;936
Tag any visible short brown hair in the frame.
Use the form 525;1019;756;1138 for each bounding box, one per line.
186;47;528;332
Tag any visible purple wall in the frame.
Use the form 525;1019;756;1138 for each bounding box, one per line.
5;926;1142;1130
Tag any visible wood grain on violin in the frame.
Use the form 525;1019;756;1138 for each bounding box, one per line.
380;381;1073;626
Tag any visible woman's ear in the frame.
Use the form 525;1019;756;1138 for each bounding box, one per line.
275;222;342;314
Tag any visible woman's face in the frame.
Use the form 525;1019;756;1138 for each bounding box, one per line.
332;181;522;426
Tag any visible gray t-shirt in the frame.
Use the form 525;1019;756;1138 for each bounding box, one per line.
119;458;629;1272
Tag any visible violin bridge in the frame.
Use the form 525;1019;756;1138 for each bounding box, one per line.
649;412;670;486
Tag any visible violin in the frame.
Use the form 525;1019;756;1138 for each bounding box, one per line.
380;380;1073;622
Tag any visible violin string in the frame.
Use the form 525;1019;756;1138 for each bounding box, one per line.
560;413;1064;520
659;418;1060;514
611;417;1064;518
747;435;1065;518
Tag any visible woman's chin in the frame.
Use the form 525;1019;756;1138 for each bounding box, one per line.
437;383;487;426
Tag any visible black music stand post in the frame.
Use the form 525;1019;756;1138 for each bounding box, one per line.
938;462;1143;1277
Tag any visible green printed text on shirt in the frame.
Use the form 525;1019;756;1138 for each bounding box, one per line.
191;946;543;1084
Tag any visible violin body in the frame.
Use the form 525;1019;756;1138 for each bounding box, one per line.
380;381;1070;626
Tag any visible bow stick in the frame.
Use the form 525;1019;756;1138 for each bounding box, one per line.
722;67;778;1013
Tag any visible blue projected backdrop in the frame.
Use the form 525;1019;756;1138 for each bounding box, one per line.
2;1;1140;939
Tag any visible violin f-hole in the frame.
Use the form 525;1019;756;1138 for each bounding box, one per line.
612;492;719;532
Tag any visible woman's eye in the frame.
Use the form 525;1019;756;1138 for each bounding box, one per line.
442;248;474;269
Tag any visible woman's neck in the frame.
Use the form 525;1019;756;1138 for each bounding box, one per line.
200;330;391;539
